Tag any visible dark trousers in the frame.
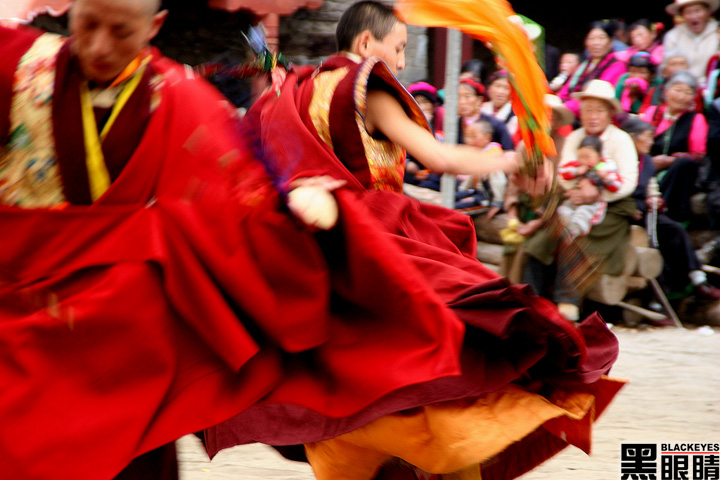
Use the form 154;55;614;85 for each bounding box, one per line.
653;213;700;291
522;255;581;306
660;157;700;222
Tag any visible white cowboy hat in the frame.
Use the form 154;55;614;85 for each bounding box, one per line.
570;79;623;113
666;0;719;16
544;94;575;127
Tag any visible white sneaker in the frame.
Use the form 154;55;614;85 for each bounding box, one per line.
648;300;663;312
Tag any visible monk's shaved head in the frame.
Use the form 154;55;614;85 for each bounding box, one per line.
69;0;167;83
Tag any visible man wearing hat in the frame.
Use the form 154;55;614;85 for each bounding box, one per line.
663;0;719;83
562;80;638;203
522;80;638;320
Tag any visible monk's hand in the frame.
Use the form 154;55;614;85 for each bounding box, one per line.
510;158;551;198
287;176;346;230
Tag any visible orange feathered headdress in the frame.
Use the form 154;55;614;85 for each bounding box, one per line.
396;0;555;174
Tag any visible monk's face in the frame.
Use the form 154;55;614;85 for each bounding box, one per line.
366;22;407;75
69;0;165;84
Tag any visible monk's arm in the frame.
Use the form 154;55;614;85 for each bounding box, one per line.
365;89;516;177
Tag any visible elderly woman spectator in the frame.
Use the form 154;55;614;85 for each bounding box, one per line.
622;116;720;300
663;0;719;84
641;70;708;223
640;49;704;111
615;19;666;67
481;70;519;144
522;80;638;321
558;20;628;116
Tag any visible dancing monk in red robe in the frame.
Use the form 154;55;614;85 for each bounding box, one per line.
206;2;625;479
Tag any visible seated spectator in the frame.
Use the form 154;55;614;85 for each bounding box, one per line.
417;78;514;192
616;52;661;114
641;70;708;224
559;20;628;116
703;22;720;108
615;19;666;66
549;51;582;93
557;135;624;239
704;99;720;253
641;49;696;110
455;118;506;215
456;78;514;149
663;0;719;85
622;116;720;299
405;81;443;185
481;70;519;144
523;80;638;321
705;96;720;189
434;58;486;132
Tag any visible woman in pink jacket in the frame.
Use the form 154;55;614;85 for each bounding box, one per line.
559;20;628;116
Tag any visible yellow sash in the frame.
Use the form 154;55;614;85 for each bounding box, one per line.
79;57;150;201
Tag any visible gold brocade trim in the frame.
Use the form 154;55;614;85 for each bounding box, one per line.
309;67;349;150
1;33;66;207
354;58;405;192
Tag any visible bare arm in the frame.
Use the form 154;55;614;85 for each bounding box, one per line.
365;90;517;177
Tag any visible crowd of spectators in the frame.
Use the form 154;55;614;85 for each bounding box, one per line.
405;0;720;322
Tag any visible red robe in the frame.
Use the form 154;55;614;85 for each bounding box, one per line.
205;56;623;479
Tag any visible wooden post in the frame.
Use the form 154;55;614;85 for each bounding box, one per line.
440;28;462;208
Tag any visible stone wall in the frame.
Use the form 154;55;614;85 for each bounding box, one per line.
279;0;429;85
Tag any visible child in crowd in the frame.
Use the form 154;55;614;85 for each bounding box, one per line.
549;51;582;92
456;118;506;214
557;135;623;239
616;51;659;113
